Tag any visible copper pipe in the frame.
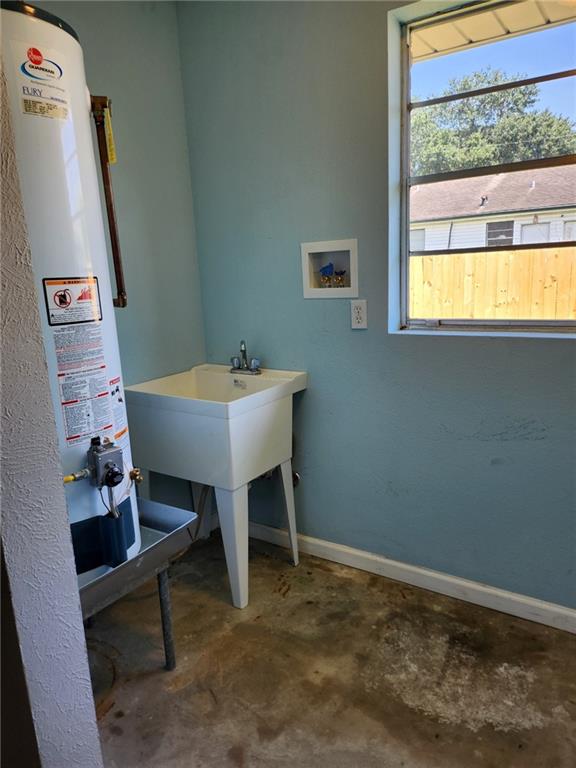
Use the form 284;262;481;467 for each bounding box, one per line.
91;95;127;308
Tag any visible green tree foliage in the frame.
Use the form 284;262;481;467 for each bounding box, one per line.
411;68;576;175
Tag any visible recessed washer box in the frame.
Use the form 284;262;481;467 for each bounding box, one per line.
301;238;358;298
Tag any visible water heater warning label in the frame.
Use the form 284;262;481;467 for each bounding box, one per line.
109;375;128;441
54;323;105;372
54;322;113;443
58;367;113;443
43;277;102;325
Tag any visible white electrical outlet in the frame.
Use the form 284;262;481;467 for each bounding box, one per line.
351;299;367;329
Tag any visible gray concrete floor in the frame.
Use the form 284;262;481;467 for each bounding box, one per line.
87;535;576;768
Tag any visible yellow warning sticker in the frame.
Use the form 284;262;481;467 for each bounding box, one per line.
104;107;117;164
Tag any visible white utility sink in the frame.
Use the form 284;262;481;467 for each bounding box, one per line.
125;364;307;608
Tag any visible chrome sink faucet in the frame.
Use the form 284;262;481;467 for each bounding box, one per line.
230;340;261;375
240;339;249;370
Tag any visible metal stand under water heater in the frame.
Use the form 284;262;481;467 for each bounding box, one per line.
1;1;142;581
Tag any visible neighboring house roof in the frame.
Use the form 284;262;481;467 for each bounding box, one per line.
410;165;576;223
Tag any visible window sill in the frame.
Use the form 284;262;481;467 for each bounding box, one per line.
389;326;576;340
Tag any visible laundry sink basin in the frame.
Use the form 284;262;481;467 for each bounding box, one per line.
125;363;307;609
125;364;307;490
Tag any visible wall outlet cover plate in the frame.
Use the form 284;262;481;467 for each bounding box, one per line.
351;299;367;329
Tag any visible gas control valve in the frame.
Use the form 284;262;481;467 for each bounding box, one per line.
87;436;125;489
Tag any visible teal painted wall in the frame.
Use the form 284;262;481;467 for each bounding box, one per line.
36;1;575;609
176;1;576;607
41;1;205;385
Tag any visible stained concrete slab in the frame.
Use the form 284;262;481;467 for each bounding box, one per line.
86;535;576;768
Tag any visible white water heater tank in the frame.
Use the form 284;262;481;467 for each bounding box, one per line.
1;2;141;578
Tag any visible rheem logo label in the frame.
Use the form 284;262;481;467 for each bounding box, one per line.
27;47;43;65
20;47;63;81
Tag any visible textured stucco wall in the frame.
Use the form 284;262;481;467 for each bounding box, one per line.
0;72;104;768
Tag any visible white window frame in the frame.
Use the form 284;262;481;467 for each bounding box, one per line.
387;0;576;339
410;228;425;251
563;220;576;240
521;222;551;244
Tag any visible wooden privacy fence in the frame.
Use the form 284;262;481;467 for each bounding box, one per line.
409;246;576;320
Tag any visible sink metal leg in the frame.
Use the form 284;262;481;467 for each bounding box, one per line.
215;485;249;609
280;459;299;566
157;569;176;671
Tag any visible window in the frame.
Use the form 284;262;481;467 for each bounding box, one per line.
564;220;576;240
400;0;576;332
486;220;514;247
410;228;425;251
521;222;550;244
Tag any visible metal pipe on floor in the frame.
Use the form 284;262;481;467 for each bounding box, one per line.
157;569;176;671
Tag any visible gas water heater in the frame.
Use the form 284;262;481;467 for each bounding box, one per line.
2;2;142;578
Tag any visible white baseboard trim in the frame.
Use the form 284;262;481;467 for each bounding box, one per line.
248;522;576;634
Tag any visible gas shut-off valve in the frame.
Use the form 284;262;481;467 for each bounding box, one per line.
87;436;125;518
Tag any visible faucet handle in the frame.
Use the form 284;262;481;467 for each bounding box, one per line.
249;357;261;372
230;356;241;369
